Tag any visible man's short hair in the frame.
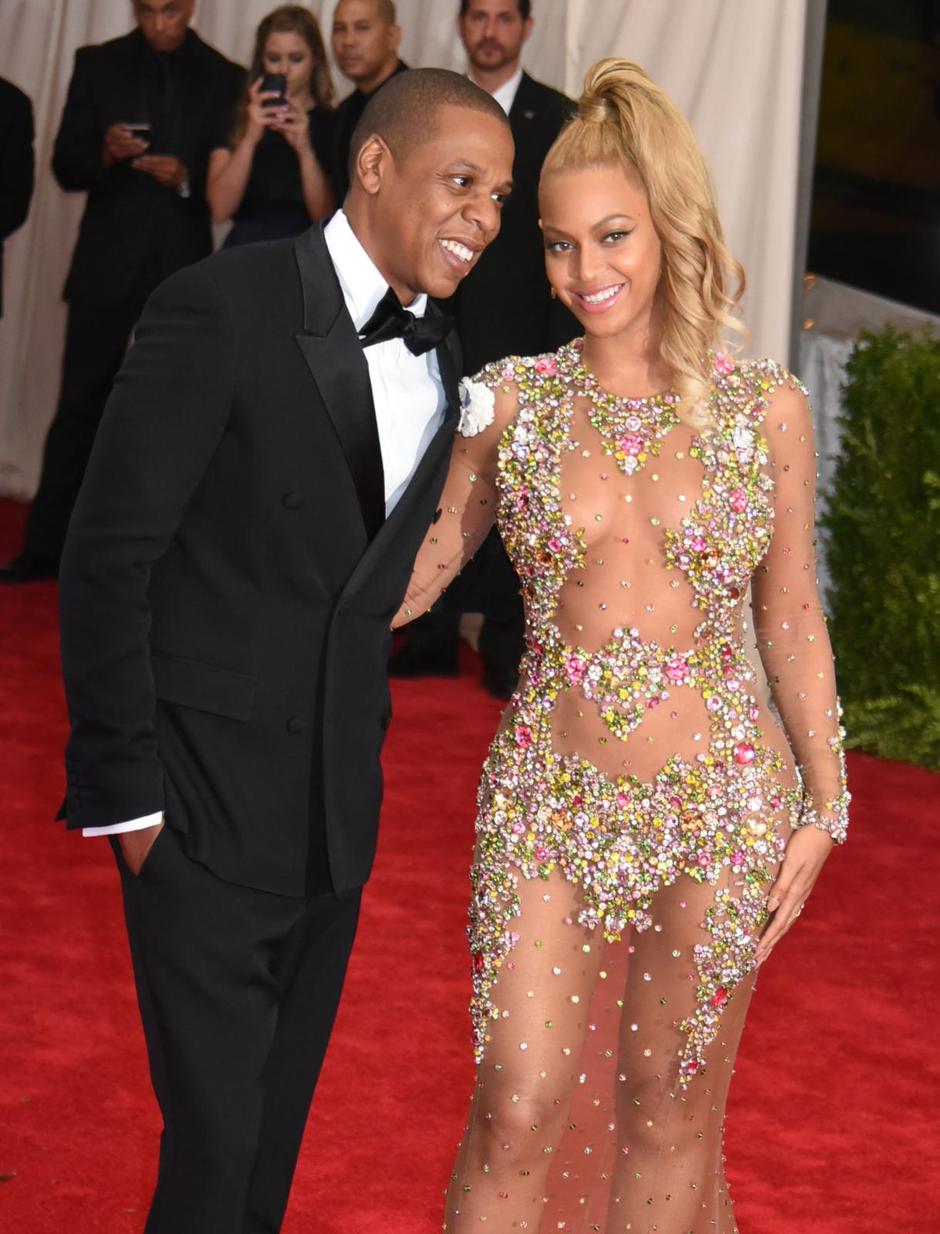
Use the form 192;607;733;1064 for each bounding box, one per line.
337;0;398;21
347;68;509;184
458;0;532;19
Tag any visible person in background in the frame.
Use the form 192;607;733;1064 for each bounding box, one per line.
207;5;334;248
390;0;577;698
0;76;35;321
0;0;242;584
330;0;408;203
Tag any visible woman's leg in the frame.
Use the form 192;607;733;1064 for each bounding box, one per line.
444;870;604;1231
606;868;769;1234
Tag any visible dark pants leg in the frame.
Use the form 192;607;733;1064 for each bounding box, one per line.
114;826;361;1234
393;599;461;671
23;293;148;563
477;531;524;682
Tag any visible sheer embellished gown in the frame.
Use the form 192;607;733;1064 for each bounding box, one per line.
397;341;850;1233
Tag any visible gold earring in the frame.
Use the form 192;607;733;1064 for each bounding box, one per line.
550;286;557;299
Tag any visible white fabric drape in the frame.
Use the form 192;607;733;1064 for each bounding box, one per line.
0;0;807;497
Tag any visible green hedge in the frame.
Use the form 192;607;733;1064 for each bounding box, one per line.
820;326;940;770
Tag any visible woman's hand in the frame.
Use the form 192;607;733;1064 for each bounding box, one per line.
754;825;834;967
245;77;284;144
272;101;312;156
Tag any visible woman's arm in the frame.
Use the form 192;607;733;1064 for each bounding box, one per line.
393;376;520;628
751;379;850;842
275;103;333;220
750;376;850;964
205;80;274;223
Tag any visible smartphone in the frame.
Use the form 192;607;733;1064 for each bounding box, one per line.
260;73;287;109
123;121;151;141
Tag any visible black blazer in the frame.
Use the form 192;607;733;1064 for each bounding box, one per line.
57;225;461;896
0;77;35;318
445;72;578;373
53;28;243;307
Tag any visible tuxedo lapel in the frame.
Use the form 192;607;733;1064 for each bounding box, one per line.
293;225;386;540
340;316;461;599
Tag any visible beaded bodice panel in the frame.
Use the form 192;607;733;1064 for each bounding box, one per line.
494;342;779;784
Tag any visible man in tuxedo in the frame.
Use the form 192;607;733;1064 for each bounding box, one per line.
330;0;409;202
0;77;35;320
57;68;513;1234
391;0;577;697
0;0;242;583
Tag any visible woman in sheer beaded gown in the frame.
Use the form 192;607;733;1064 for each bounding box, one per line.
395;60;850;1233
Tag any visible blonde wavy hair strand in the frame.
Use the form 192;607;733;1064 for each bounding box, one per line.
542;58;747;423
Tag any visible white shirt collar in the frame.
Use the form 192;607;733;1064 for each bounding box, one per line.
470;64;523;117
323;209;428;332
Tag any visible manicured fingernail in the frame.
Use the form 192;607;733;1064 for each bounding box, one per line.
767;898;779;911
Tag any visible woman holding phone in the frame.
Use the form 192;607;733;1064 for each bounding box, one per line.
207;5;335;247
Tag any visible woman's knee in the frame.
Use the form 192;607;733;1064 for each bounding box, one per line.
470;1090;569;1167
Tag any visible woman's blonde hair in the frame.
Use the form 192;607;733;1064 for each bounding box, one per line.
542;59;746;419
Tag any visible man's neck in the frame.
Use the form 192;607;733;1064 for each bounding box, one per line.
468;59;520;97
355;58;400;98
340;202;417;307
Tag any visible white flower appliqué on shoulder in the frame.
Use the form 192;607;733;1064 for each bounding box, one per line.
458;378;495;438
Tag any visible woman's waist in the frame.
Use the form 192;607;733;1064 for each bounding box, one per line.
521;622;754;691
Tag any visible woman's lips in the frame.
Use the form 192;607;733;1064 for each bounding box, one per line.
572;283;625;313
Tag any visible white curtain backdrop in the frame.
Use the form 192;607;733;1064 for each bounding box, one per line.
0;0;807;498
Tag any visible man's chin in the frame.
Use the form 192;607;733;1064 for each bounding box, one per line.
424;273;462;301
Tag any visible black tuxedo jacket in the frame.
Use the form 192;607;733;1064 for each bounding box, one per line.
0;77;35;318
445;72;578;373
58;224;461;896
53;28;243;308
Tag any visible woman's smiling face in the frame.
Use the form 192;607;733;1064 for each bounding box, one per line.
540;163;663;340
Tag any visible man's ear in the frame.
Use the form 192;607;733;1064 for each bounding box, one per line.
522;16;534;44
353;134;393;196
390;23;403;55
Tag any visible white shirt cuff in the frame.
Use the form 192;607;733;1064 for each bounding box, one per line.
82;812;163;837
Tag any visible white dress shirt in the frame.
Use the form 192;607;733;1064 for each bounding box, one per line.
470;65;523;117
84;209;447;837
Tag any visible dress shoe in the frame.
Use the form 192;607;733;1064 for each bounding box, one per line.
0;553;58;583
388;646;459;678
482;665;518;701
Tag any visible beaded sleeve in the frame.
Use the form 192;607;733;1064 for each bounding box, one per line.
749;367;850;842
393;365;518;628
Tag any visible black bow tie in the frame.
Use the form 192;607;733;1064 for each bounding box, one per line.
358;288;454;357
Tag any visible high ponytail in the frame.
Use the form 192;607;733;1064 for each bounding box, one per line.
543;59;745;421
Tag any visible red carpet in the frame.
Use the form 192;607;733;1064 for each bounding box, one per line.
1;494;938;1233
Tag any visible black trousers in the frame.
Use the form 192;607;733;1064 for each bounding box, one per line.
113;825;361;1234
24;286;153;563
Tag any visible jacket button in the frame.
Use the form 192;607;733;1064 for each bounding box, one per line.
282;492;303;510
286;716;306;734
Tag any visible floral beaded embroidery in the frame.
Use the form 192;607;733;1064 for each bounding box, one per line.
459;343;848;1084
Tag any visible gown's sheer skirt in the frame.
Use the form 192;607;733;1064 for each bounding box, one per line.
397;343;849;1233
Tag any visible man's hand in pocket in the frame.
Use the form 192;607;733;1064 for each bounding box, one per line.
119;819;165;876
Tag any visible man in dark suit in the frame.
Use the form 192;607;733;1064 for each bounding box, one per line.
57;68;513;1234
0;77;35;320
391;0;577;697
0;0;242;583
330;0;409;202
